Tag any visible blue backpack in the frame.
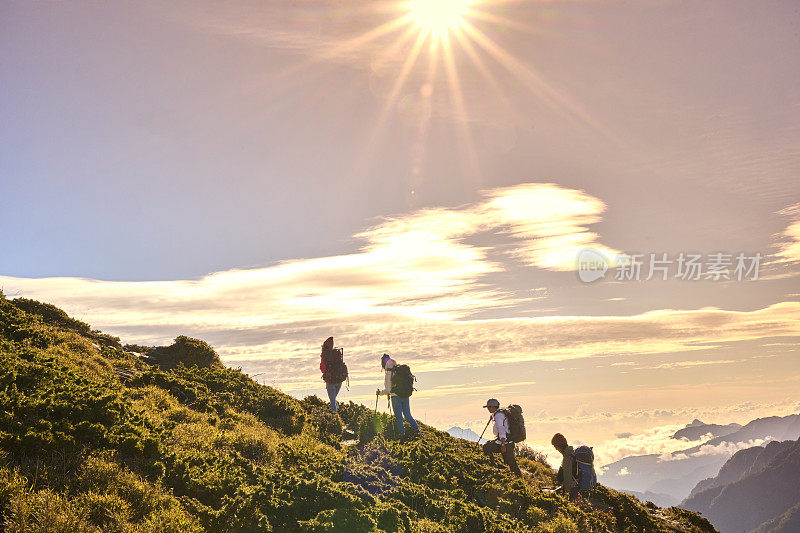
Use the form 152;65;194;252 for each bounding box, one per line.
574;446;597;492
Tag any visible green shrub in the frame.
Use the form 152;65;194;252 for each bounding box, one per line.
11;298;91;336
301;396;343;447
299;507;378;532
146;336;222;370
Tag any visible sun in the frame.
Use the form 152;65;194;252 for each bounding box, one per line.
298;0;622;179
407;0;473;39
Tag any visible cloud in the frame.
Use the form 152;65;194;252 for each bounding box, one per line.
630;359;740;371
1;183;611;331
598;424;705;466
617;467;630;476
4;291;800;382
3;182;800;392
413;380;537;400
472;183;622;271
281;302;800;373
769;203;800;265
0;183;624;356
658;438;772;463
692;438;772;457
360;182;622;272
583;399;800;467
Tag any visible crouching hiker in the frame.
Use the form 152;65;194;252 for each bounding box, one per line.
552;433;579;499
319;337;348;413
376;354;419;440
481;398;522;477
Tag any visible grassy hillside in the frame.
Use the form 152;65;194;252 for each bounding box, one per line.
0;293;718;532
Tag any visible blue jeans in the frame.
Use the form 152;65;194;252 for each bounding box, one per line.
391;396;419;435
326;382;342;413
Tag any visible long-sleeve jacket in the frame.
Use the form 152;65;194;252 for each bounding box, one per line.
377;359;397;397
559;445;577;492
491;410;510;443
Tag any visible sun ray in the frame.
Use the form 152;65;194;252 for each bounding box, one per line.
466;8;550;35
323;14;415;60
252;13;414;91
461;21;629;148
427;36;441;84
370;23;420;72
333;0;634;182
461;22;564;110
442;36;482;182
354;32;428;171
380;32;428;127
451;28;516;119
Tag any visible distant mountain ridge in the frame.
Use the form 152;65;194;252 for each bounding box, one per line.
679;415;800;455
446;426;487;443
685;439;795;500
599;414;800;505
672;419;742;442
621;490;679;509
681;438;800;533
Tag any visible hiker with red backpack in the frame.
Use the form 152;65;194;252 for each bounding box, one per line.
319;337;348;413
376;354;419;440
481;398;523;477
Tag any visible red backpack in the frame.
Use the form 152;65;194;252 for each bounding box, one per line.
322;347;348;384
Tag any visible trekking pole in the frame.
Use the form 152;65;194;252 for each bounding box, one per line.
474;417;492;451
374;392;379;413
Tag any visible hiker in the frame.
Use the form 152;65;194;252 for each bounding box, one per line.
481;398;522;477
319;337;348;413
376;354;419;439
552;433;578;499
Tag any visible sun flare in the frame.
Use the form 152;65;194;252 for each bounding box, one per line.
307;0;622;178
408;0;472;38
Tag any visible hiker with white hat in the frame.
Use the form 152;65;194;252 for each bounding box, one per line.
482;398;522;477
377;354;419;440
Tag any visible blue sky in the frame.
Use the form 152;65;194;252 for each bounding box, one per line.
2;0;799;458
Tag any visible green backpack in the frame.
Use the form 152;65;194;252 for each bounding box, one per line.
390;364;416;398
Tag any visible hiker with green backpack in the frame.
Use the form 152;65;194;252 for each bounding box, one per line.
376;354;419;440
319;336;348;414
481;399;523;477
